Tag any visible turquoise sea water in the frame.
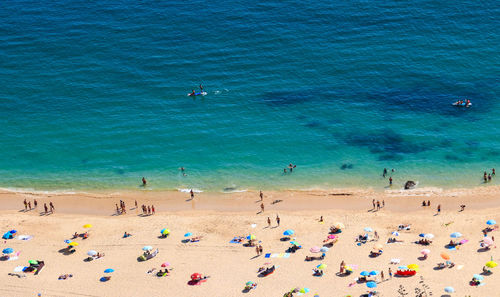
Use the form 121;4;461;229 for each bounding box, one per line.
0;1;499;191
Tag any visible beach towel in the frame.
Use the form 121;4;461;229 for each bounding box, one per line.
229;237;243;244
283;253;290;258
278;253;285;258
265;253;271;258
16;235;33;241
7;256;18;261
271;253;279;258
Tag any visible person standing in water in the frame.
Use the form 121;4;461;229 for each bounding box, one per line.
389;176;393;186
383;168;387;178
142;177;147;186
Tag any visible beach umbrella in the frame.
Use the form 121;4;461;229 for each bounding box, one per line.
191;273;202;280
290;241;299;246
487;220;496;225
246;281;254;286
473;274;484;280
327;234;337;239
83;224;92;228
320;247;329;252
68;242;79;247
419;233;425;238
444;286;455;293
161;228;170;235
440;252;450;260
483;237;494;246
459;239;468;244
485;261;498;268
360;271;369;276
2;248;14;254
421;249;431;255
246;234;256;240
398;265;408;270
10;230;17;234
310;246;321;253
142;246;153;251
87;250;97;256
28;260;38;265
334;222;345;229
184;232;193;237
366;281;377;288
161;262;170;267
450;232;462;238
283;229;295;236
369;270;379;276
364;227;373;232
104;268;114;273
317;264;327;270
408;264;420;271
392;231;399;236
391;258;400;264
424;233;434;239
64;239;71;244
13;266;25;272
299;288;310;293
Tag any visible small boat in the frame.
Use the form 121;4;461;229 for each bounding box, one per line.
452;101;471;107
187;92;207;97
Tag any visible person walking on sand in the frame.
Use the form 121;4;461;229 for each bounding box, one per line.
135;200;138;209
49;202;55;213
28;201;31;210
259;245;263;255
437;204;441;214
152;205;155;214
276;215;280;226
427;200;430;207
260;203;264;213
267;217;271;227
147;206;151;215
44;203;48;214
388;268;392;279
142;177;147;186
382;200;385;208
381;270;385;281
34;199;37;208
256;245;260;256
116;204;120;214
372;199;375;209
190;189;194;200
259;191;263;201
376;201;380;210
24;199;27;211
340;260;345;274
319;216;323;223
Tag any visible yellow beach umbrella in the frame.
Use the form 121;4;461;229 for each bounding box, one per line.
83;224;92;228
486;261;498;268
334;222;345;229
68;242;79;247
408;264;419;271
162;228;170;235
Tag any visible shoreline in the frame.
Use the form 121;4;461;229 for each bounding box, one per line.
2;185;500;216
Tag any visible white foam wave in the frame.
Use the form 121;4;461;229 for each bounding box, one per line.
177;188;203;193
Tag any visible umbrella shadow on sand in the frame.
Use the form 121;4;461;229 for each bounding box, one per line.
58;248;76;256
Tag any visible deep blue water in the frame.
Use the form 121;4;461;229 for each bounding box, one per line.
0;0;499;191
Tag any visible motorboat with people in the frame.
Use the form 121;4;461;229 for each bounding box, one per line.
452;99;472;107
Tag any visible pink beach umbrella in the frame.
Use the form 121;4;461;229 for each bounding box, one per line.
310;246;321;253
483;237;494;246
421;249;431;255
327;234;337;239
161;262;170;267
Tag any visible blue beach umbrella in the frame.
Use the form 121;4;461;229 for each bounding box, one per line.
142;246;153;251
283;229;295;236
2;248;14;254
419;233;425;238
444;286;455;293
366;281;377;288
9;230;17;234
320;247;329;252
487;220;496;225
360;271;369;276
184;232;193;237
391;231;399;236
364;227;373;232
104;268;114;273
398;265;408;270
473;274;484;280
369;270;379;276
450;232;462;238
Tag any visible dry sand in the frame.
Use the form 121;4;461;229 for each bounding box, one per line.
0;187;499;297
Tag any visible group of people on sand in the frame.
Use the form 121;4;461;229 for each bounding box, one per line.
372;199;385;211
483;168;495;183
23;199;54;214
267;215;281;227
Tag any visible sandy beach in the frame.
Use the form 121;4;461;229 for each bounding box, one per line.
1;187;499;297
